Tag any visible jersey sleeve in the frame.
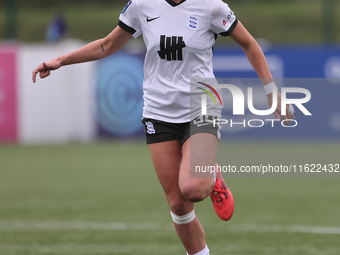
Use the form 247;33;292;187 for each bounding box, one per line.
210;0;238;36
118;0;142;38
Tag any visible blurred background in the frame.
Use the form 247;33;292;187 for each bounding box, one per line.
0;1;340;255
1;0;340;143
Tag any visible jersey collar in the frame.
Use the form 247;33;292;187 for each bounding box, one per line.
165;0;186;7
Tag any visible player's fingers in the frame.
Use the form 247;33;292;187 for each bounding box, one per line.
37;62;51;79
282;114;291;126
32;70;37;83
32;62;52;82
39;70;50;79
32;65;42;83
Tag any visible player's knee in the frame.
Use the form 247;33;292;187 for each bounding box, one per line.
168;199;191;216
180;183;207;202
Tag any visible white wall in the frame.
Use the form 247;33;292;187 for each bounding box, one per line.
18;40;96;144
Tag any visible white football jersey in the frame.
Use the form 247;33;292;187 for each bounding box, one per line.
119;0;238;123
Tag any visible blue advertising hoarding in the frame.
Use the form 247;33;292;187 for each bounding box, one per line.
94;46;340;139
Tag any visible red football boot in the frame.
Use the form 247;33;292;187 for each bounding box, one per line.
210;170;234;221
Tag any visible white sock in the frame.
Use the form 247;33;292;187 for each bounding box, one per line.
187;245;210;255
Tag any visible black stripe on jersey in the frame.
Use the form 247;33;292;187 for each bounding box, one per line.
118;20;136;35
165;0;186;7
219;19;239;37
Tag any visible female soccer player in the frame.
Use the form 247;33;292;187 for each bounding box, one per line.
32;0;294;254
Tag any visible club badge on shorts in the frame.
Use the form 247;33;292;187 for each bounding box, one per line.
145;122;156;134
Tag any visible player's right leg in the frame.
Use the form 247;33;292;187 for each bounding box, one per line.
142;118;209;254
148;140;208;254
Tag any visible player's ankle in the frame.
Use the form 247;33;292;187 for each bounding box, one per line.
187;244;210;255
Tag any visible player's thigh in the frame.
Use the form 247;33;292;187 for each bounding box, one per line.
149;140;193;213
181;133;219;179
177;133;218;201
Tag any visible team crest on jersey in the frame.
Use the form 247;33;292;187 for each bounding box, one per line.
121;0;132;14
188;16;198;29
145;122;156;134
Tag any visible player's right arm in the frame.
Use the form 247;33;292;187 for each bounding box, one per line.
32;26;132;83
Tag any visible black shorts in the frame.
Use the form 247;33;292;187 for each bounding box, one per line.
141;115;221;144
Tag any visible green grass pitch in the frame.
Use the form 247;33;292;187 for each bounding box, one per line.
0;141;339;255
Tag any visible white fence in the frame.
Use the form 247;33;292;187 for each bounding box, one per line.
0;40;96;144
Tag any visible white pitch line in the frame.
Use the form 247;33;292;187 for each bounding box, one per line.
0;221;340;235
0;221;174;231
228;224;340;235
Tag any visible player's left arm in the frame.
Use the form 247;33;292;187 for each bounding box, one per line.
230;21;295;122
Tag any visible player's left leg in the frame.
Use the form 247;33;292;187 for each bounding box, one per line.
179;132;234;221
178;133;218;202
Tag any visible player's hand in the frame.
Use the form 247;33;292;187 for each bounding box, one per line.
267;90;295;125
32;59;61;83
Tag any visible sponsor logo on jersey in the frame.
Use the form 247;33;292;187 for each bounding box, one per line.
145;122;156;134
158;35;186;61
146;16;160;22
189;16;198;29
228;11;234;20
121;0;132;14
223;10;234;25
